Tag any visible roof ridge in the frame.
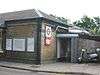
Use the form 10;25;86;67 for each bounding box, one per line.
0;9;69;26
0;9;35;14
34;9;43;17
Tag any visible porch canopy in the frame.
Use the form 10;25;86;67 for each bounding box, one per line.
57;28;89;38
57;34;79;38
57;33;100;41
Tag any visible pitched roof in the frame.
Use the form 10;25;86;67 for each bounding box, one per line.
0;9;65;24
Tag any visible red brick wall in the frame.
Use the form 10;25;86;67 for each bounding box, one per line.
41;22;56;64
3;21;38;63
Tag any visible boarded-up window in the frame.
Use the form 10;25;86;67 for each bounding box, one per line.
13;39;25;51
27;38;34;52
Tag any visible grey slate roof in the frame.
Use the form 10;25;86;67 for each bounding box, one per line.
0;9;65;24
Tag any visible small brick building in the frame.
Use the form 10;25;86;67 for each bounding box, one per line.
0;9;71;64
0;9;99;64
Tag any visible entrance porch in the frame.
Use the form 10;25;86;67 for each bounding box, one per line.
56;34;79;63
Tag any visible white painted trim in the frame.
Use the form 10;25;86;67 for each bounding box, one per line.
69;29;89;34
57;34;79;37
56;26;68;31
35;9;43;17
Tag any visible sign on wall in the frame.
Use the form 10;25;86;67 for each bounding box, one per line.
46;26;52;38
45;26;52;45
13;39;25;51
27;38;34;52
45;38;52;45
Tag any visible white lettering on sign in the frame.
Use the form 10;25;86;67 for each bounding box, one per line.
46;26;52;38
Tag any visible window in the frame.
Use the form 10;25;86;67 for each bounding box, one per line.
27;38;34;52
13;39;25;51
6;38;35;52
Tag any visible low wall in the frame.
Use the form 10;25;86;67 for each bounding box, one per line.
71;38;100;63
78;38;100;50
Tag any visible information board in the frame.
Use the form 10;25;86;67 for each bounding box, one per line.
27;38;34;52
13;39;25;51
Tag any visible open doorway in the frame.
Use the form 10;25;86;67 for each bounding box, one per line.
57;37;71;62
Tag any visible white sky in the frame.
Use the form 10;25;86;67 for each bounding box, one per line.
0;0;100;22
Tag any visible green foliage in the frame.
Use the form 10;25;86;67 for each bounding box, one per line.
50;14;68;25
96;28;100;35
50;14;100;35
73;15;100;35
57;17;68;24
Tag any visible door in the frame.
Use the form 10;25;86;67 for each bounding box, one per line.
57;37;71;62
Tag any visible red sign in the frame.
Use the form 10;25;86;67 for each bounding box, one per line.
45;37;52;45
45;26;53;46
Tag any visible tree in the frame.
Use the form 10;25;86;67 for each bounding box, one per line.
93;17;100;35
73;15;100;35
50;14;69;25
56;17;68;24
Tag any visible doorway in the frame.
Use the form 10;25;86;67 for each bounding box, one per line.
57;37;71;62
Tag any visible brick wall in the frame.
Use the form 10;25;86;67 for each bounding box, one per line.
71;38;100;63
78;38;100;50
2;20;38;64
6;22;37;38
41;22;57;64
